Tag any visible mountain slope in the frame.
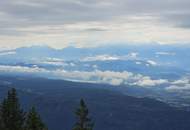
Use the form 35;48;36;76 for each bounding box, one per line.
0;76;190;130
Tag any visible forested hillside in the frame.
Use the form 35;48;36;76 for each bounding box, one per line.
0;77;190;130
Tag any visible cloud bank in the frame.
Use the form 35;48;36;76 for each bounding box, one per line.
0;0;190;49
0;65;169;87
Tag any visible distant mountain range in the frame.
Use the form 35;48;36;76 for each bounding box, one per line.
0;44;190;62
0;44;190;107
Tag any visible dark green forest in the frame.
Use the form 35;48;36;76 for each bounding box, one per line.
0;88;93;130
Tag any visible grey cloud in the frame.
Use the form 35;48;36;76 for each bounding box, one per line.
165;12;190;28
0;0;190;37
0;0;189;24
83;28;107;32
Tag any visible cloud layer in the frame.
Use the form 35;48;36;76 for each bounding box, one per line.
1;64;190;93
0;65;169;86
0;0;190;49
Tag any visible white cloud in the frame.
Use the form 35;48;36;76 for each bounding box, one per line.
41;61;66;66
82;55;120;61
40;58;66;66
0;65;48;74
131;77;168;87
45;57;64;62
128;52;139;59
172;78;189;85
165;77;190;91
110;78;124;86
81;53;138;61
1;65;190;92
0;65;168;87
147;60;158;66
92;65;98;69
166;84;190;92
135;61;141;65
0;51;16;56
53;70;169;86
156;52;176;56
69;62;76;67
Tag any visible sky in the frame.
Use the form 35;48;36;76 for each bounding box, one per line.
0;0;190;49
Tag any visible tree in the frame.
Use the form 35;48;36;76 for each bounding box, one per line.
0;104;5;129
1;88;25;130
25;107;47;130
73;99;94;130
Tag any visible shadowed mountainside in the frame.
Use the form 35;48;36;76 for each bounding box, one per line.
0;76;190;130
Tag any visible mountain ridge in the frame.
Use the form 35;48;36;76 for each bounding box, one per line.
0;76;190;130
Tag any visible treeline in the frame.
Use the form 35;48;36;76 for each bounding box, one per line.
0;88;94;130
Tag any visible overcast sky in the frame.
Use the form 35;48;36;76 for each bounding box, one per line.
0;0;190;49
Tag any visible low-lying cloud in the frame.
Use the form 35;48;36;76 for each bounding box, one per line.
0;65;169;87
156;52;176;56
0;51;16;56
81;53;138;61
166;77;190;92
146;60;158;66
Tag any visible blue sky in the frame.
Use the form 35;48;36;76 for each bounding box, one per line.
0;0;190;49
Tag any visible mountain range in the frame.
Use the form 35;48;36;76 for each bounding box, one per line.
0;44;190;107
